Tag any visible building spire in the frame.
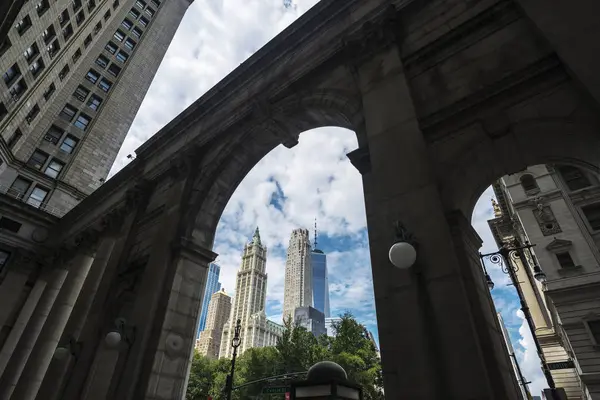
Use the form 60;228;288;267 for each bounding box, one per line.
252;226;262;245
314;218;318;249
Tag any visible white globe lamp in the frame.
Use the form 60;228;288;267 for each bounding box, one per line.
53;346;70;360
389;241;417;269
105;330;122;348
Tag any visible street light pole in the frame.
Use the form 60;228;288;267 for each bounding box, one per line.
225;319;242;400
480;239;556;391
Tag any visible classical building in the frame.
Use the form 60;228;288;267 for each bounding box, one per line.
0;0;188;216
195;288;231;359
0;1;598;398
283;228;312;322
220;228;283;359
489;164;600;398
311;226;330;318
294;306;326;338
197;262;221;336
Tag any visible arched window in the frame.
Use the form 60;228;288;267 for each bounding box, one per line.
520;174;539;195
557;165;592;191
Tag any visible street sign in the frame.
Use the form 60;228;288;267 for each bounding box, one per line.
262;386;289;394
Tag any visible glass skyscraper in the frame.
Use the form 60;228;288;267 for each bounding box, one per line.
197;263;221;336
311;249;330;318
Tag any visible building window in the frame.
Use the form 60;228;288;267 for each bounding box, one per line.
47;40;60;58
557;165;592;191
9;79;27;101
10;177;31;199
121;18;133;30
63;24;74;41
114;29;125;42
115;50;128;63
98;78;112;92
583;204;600;231
58;64;70;81
124;38;136;50
59;103;77;121
83;34;92;48
23;42;39;63
60;135;78;153
44;125;63;144
87;94;103;111
107;63;121;77
139;16;149;27
105;41;118;54
43;83;56;101
72;48;82;63
144;7;155;18
129;8;140;19
3;63;21;86
36;0;50;16
135;0;147;9
87;0;96;12
131;27;142;39
29;58;45;77
58;9;70;26
520;174;539;195
25;104;40;123
96;54;109;68
0;217;22;233
27;186;49;208
42;25;56;45
15;16;32;36
44;159;65;178
94;22;102;35
0;103;6;121
74;113;91;130
112;0;119;9
7;129;22;149
104;10;112;21
556;252;575;269
86;69;100;83
74;85;90;101
76;10;85;26
27;150;48;170
150;0;160;8
72;0;82;11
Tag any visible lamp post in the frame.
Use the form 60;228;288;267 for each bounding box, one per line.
479;238;556;392
225;318;242;400
290;361;363;400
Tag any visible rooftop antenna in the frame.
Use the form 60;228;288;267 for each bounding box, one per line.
314;218;318;249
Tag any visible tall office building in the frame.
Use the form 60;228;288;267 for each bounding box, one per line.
497;313;530;400
282;228;312;322
294;306;326;338
195;288;231;360
220;228;283;358
0;0;189;216
311;223;330;318
197;262;221;336
324;317;341;337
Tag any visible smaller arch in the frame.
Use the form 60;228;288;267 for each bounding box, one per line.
555;164;594;191
519;173;540;196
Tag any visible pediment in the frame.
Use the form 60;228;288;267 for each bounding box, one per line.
546;238;573;252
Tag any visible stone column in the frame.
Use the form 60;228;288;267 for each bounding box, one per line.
351;38;521;398
35;237;117;400
10;250;96;400
0;267;68;399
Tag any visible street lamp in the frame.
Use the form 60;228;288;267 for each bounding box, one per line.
291;361;363;400
225;319;242;400
479;239;555;391
388;221;417;269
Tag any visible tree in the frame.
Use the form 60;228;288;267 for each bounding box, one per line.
186;350;213;400
276;317;321;373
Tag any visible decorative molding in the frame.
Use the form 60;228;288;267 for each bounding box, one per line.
172;237;217;266
346;146;371;175
545;238;573;253
532;198;562;236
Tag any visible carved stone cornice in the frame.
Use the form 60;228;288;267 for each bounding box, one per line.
346;146;371;175
342;5;401;68
172;237;217;266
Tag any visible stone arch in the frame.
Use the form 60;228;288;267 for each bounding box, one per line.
439;117;600;218
182;89;363;248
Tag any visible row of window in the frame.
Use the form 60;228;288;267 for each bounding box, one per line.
520;166;594;195
10;176;50;208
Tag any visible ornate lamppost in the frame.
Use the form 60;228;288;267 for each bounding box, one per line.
225;318;242;400
479;239;557;393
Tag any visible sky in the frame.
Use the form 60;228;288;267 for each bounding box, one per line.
108;0;546;396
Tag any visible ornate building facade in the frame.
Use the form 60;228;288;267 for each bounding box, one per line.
489;164;600;399
282;228;312;322
219;228;282;359
195;288;231;360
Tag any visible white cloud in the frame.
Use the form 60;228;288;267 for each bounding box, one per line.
107;0;546;389
516;310;547;397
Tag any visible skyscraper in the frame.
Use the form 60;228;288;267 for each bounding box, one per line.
311;222;330;318
220;228;283;358
195;288;231;359
197;262;221;336
294;306;326;337
0;0;189;216
283;228;312;322
497;313;530;400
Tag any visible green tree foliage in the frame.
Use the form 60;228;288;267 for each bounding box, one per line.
186;313;383;400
